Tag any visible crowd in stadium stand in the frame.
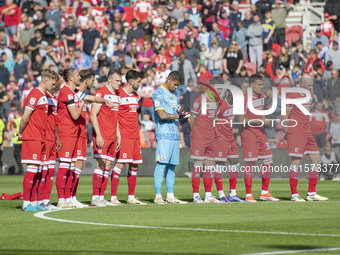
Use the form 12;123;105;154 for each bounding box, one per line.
0;0;339;156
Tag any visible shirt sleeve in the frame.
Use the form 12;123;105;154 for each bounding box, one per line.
190;96;201;116
153;91;166;111
25;92;40;111
62;91;75;106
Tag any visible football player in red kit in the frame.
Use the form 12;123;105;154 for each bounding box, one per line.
19;69;59;211
111;70;146;205
240;74;279;202
91;69;121;207
282;73;328;202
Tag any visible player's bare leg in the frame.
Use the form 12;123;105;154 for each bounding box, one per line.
192;160;204;203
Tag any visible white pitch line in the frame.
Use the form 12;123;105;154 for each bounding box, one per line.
239;247;340;255
34;211;340;237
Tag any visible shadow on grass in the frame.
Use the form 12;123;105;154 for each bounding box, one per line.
260;244;326;251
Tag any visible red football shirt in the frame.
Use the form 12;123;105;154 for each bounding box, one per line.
74;89;87;138
191;93;217;140
45;91;58;142
93;85;120;140
117;87;140;139
2;4;19;26
215;98;235;142
57;85;78;137
310;109;329;135
22;88;48;142
287;92;312;136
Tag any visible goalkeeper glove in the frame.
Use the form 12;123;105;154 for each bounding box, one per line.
178;105;190;119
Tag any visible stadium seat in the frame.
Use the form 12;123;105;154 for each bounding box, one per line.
285;32;300;47
147;131;155;148
243;62;257;76
289;25;303;37
272;43;281;57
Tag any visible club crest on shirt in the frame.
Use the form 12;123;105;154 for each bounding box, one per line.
123;153;127;158
154;99;160;107
161;155;165;160
65;152;70;157
195;150;199;156
68;94;73;101
96;93;101;97
32;154;37;160
77;150;81;155
30;97;36;105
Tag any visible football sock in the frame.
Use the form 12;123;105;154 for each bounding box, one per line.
154;162;166;195
37;165;48;202
58;198;65;204
229;163;240;190
218;190;225;199
127;168;138;196
72;167;82;197
44;164;55;201
193;192;200;199
92;168;103;197
92;195;99;201
99;195;104;200
289;164;299;196
111;167;122;196
244;163;254;195
230;189;237;197
128;195;135;200
65;164;75;199
100;169;110;196
30;167;42;203
308;165;319;194
56;162;70;199
214;164;223;196
167;193;174;199
205;192;212;198
203;166;213;193
23;165;38;205
192;162;202;193
155;194;162;199
261;159;272;193
165;164;176;194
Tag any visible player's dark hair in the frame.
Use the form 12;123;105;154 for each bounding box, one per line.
58;68;76;83
249;73;263;85
168;71;181;82
126;70;143;83
108;68;122;78
79;69;95;82
210;77;223;87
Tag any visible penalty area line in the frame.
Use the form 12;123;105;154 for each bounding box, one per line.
34;211;340;237
238;247;340;255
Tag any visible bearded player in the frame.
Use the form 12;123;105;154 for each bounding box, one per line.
111;70;146;205
282;73;328;202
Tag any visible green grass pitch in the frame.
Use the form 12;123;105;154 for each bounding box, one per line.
0;176;339;255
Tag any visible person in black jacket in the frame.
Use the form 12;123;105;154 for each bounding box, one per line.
325;0;340;32
256;0;273;20
200;0;220;31
0;59;9;86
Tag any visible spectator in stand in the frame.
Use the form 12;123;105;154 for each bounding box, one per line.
247;13;263;71
198;64;213;82
263;50;279;79
229;1;242;35
33;10;46;37
13;51;28;82
95;38;114;61
139;16;154;36
325;41;340;70
242;10;253;29
198;25;210;47
127;19;145;44
44;1;61;44
324;0;340;33
0;83;7;119
256;0;272;20
22;0;35;17
204;39;223;76
329;114;340;148
272;0;292;46
180;20;198;42
0;39;13;61
262;10;275;51
321;13;334;39
62;17;77;56
155;63;171;86
72;0;91;18
231;21;247;62
278;45;291;69
114;52;133;69
172;51;197;99
316;42;328;63
32;54;43;78
311;28;329;50
323;60;333;81
28;30;48;64
291;39;308;71
188;0;200;28
141;112;154;132
216;32;228;55
81;17;100;58
139;71;157;120
310;101;330;148
223;40;243;78
166;20;181;43
133;0;153;23
73;49;92;70
209;22;224;45
106;0;126;23
217;9;231;41
200;0;220;31
220;0;230;16
172;0;187;23
326;69;340;114
1;0;19;37
320;145;340;180
305;49;325;74
137;40;155;72
19;21;35;52
314;64;326;102
0;58;9;86
151;45;171;70
183;39;201;73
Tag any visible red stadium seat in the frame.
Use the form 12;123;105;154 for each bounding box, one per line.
243;62;257;76
289;25;303;37
272;43;280;57
285;32;300;47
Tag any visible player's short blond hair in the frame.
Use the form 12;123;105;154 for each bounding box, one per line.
41;69;59;81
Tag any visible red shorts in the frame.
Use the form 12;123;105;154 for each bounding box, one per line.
22;140;45;165
214;138;239;162
190;136;215;161
93;136;116;162
241;132;272;162
44;140;56;165
288;133;319;158
57;136;77;163
74;136;87;161
116;138;142;164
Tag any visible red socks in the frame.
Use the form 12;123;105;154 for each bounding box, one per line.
127;169;138;196
229;163;240;190
23;165;39;203
261;163;271;191
111;167;121;197
100;169;110;196
37;165;48;202
289;165;299;195
56;162;70;199
72;167;82;197
44;164;55;200
192;163;202;193
92;168;103;196
308;166;319;193
244;163;254;195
